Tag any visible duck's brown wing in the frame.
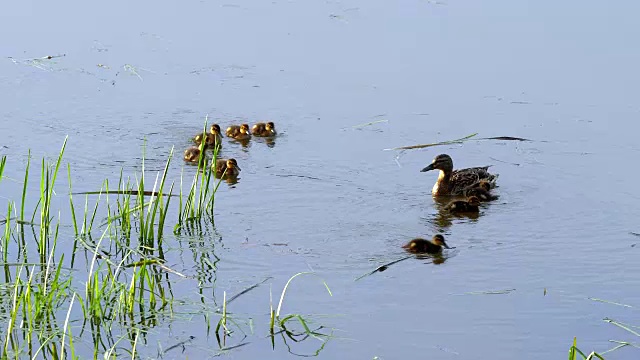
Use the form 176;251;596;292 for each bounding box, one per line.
449;166;497;195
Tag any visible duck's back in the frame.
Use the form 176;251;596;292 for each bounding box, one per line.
226;126;240;137
449;166;497;195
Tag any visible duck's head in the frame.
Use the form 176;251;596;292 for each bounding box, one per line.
432;234;451;249
467;196;481;206
421;154;453;172
240;124;250;134
210;124;221;134
266;122;275;131
226;158;241;171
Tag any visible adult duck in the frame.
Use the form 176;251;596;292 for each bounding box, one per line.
421;154;497;196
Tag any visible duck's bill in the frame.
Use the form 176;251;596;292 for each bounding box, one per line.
442;243;451;249
420;164;435;172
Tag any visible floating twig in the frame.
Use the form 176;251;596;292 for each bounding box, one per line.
355;256;413;281
589;298;633;308
73;190;177;197
122;64;144;80
478;136;532;142
453;288;516;296
384;133;478;151
604;318;640;337
217;277;273;311
489;157;521;166
351;119;388;129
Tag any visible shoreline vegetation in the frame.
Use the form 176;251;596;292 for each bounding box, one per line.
0;125;333;359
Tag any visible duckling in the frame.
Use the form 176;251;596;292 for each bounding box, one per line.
184;146;204;163
476;179;493;191
251;121;277;137
226;124;251;140
193;132;221;149
463;185;498;201
421;154;498;196
213;158;241;177
402;234;451;254
193;124;223;147
444;196;481;213
209;123;223;143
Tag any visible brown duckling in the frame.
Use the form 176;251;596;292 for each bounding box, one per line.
402;234;451;254
213;158;241;177
463;180;498;201
184;146;204;163
226;124;251;140
193;132;221;149
209;123;223;142
193;124;223;147
444;196;481;213
251;121;277;137
477;179;493;191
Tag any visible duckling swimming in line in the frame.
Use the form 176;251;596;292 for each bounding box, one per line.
193;124;223;148
213;158;241;177
226;124;251;140
421;154;498;196
251;122;277;137
402;235;451;254
209;123;223;142
444;196;481;213
184;146;204;163
193;133;221;149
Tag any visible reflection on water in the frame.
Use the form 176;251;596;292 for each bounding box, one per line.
217;173;240;186
264;137;277;148
230;138;251;148
429;196;483;231
413;253;449;265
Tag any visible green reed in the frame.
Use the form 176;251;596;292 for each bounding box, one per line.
2;139;179;359
0;155;6;185
269;272;333;353
1;136;336;359
569;338;605;360
176;120;223;233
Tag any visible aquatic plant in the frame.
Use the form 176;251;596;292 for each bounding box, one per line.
1;132;335;359
176;119;224;234
568;338;605;360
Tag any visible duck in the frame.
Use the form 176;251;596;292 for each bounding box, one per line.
444;196;481;213
251;122;277;137
213;158;241;177
421;154;498;196
226;124;252;140
402;234;451;254
184;146;204;163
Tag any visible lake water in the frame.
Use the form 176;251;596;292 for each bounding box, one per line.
2;0;640;359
